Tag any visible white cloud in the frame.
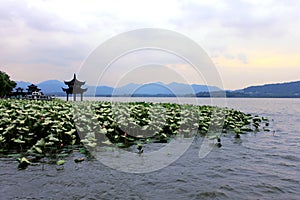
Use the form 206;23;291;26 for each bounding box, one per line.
0;0;299;89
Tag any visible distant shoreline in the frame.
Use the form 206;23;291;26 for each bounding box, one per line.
54;95;300;99
15;79;300;99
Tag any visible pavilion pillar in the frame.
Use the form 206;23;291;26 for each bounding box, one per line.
73;93;76;101
66;93;69;101
81;93;83;101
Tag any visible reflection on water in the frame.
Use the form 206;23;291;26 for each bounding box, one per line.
1;98;300;199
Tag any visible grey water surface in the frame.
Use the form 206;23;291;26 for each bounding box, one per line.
1;98;299;199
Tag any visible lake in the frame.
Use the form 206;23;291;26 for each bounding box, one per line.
1;98;299;199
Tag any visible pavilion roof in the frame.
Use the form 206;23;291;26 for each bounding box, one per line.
64;74;85;86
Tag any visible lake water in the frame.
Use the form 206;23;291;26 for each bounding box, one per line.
1;98;299;199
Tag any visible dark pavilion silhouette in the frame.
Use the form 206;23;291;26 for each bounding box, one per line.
62;74;87;101
27;84;41;94
9;84;53;100
14;87;25;99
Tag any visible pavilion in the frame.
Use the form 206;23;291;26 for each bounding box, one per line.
26;84;41;95
62;74;87;101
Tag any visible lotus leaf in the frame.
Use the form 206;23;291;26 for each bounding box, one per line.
56;159;65;165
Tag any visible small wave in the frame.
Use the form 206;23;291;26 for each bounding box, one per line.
193;191;228;200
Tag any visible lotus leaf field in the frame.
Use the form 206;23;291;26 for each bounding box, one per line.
0;99;269;169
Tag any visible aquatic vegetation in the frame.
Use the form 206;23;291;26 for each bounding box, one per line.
0;99;269;169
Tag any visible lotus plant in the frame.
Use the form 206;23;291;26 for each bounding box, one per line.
0;99;269;169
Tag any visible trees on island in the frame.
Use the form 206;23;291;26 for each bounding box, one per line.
0;70;16;98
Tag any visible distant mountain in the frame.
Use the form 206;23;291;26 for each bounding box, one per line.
15;80;65;96
15;81;32;90
15;79;300;97
37;80;66;96
191;84;220;93
112;83;141;95
14;80;222;97
86;85;114;96
113;82;221;96
131;82;175;96
196;80;300;98
240;81;300;97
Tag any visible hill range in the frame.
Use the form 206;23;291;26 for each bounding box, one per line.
15;80;300;98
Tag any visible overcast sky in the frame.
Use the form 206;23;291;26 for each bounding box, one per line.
0;0;299;89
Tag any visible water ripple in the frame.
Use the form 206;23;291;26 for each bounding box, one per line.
1;98;300;199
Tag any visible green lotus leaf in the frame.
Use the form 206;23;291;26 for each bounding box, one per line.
87;142;97;148
107;128;114;132
34;146;43;154
71;138;76;145
116;143;126;148
241;126;252;132
76;126;85;132
102;140;112;145
161;133;167;138
56;159;65;165
182;129;190;133
141;125;149;130
13;138;25;144
18;157;31;170
48;134;59;142
229;124;236;129
36;138;45;146
201;127;208;132
7;153;21;157
6;124;15;132
0;136;5;142
234;128;241;134
5;110;13;114
65;129;76;136
42;120;52;126
45;141;54;146
21;127;29;132
103;121;109;126
208;135;219;140
80;139;90;144
58;153;69;157
99;128;107;134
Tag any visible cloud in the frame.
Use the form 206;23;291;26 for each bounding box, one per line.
0;0;299;89
0;1;95;69
175;0;300;38
0;1;81;33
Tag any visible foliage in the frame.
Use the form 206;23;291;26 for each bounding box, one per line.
0;71;16;98
0;99;269;168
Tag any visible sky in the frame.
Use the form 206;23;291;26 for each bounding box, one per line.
0;0;300;90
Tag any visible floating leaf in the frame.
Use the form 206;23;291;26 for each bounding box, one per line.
208;135;219;140
48;134;59;142
7;153;21;157
36;138;45;146
56;159;65;165
65;129;76;136
0;136;5;142
34;146;43;154
87;142;97;148
45;141;54;146
13;138;25;144
102;140;112;145
74;158;85;163
18;157;31;170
